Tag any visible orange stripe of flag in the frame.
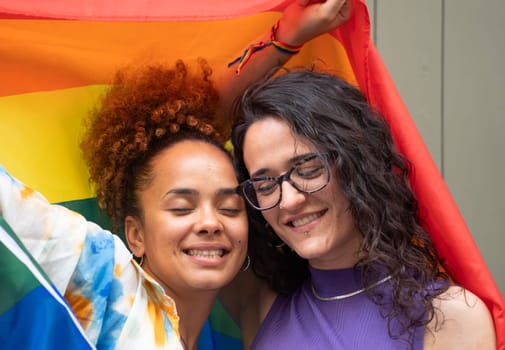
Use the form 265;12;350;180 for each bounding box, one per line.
0;15;355;97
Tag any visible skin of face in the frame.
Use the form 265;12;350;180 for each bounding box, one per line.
125;140;248;296
243;116;362;270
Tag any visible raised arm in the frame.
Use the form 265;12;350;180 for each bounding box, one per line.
215;0;352;124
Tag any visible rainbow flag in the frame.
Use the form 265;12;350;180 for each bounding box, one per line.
1;0;503;348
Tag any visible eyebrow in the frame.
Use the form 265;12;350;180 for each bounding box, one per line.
166;188;198;196
217;188;241;196
250;153;316;178
164;187;240;197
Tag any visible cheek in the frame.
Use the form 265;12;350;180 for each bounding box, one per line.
233;217;249;243
261;210;277;226
144;217;186;245
262;211;290;241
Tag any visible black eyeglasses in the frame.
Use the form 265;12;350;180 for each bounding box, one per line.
239;153;331;211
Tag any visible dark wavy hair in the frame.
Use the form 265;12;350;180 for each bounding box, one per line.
80;59;231;232
231;69;450;342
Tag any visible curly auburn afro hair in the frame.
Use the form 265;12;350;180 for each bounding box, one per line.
80;59;227;231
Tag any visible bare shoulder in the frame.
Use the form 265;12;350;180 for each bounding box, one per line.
424;286;496;350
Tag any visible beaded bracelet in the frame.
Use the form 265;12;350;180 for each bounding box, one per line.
228;20;303;76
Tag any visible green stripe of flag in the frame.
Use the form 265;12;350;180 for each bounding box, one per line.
0;214;57;313
209;300;242;339
0;216;40;314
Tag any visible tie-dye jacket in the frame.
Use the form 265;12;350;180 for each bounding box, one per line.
0;165;183;350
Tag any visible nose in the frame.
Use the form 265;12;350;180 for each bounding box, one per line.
195;206;224;234
279;180;306;210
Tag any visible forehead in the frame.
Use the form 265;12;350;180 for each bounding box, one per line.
151;140;237;186
243;117;316;171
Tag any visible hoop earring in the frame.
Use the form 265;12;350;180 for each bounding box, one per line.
139;255;144;267
241;255;251;272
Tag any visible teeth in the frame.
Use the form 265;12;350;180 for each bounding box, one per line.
186;249;224;258
292;212;323;227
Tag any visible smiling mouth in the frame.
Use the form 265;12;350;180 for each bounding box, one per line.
184;249;228;258
290;210;326;227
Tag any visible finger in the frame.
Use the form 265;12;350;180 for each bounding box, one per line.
319;0;347;13
338;0;352;20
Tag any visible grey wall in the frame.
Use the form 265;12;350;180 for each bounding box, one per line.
366;0;504;294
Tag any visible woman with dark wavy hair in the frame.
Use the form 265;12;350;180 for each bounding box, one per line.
224;70;495;349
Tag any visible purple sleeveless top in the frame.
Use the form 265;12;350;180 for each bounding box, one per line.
251;267;425;350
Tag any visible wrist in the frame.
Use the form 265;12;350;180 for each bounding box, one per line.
270;21;304;55
275;16;307;47
227;20;303;76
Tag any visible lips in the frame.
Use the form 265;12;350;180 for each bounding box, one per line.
289;209;326;227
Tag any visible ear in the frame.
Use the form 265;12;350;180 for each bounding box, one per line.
125;215;145;258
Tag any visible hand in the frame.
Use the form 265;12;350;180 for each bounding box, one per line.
276;0;352;46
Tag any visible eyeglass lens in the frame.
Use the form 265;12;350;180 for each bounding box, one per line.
242;154;330;210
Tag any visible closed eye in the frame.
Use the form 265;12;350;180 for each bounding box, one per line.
217;193;245;216
168;208;194;214
218;208;243;216
295;165;325;179
256;181;278;195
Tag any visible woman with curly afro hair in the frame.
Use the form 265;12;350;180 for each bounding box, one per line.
79;59;249;349
0;1;352;349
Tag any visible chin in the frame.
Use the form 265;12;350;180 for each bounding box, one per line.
293;243;329;261
193;278;236;292
189;271;236;291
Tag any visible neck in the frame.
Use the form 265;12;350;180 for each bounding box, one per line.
171;290;218;350
308;234;362;270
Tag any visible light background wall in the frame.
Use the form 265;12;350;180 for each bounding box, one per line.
365;0;505;294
